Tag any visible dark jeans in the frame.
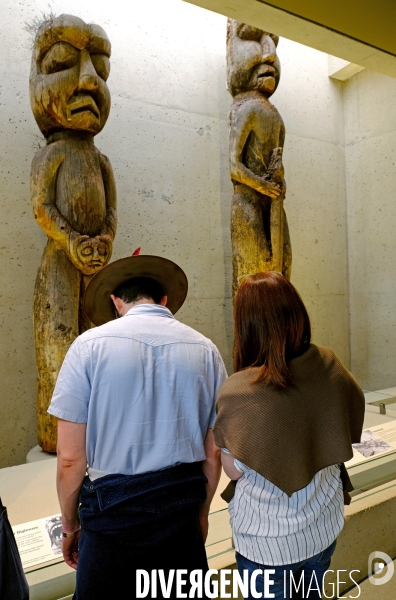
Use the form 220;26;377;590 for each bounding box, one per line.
236;540;337;599
73;463;209;600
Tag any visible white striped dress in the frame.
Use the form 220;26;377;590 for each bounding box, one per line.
228;457;344;566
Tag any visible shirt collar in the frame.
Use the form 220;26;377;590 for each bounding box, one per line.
125;304;175;319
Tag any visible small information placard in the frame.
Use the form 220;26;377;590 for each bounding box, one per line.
347;420;396;467
12;514;63;570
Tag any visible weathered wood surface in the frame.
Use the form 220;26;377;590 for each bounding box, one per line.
29;14;117;452
227;19;291;296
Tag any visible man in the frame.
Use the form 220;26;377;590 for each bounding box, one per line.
48;252;227;599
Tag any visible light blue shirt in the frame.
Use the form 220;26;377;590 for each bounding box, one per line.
48;304;227;479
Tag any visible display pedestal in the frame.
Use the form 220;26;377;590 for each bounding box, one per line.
7;422;396;599
0;460;75;600
0;458;231;600
26;445;56;463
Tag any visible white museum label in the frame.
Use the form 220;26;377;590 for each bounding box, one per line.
346;419;396;467
12;513;63;570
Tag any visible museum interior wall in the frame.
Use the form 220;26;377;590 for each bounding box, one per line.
1;0;390;468
345;69;396;391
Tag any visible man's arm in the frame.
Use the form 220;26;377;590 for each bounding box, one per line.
199;429;221;543
56;419;87;570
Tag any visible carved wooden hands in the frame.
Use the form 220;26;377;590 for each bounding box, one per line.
230;133;284;199
31;147;116;277
229;102;286;199
69;198;116;276
265;147;286;198
259;178;283;199
69;232;112;275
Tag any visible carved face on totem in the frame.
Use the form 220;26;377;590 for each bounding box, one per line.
227;19;281;98
29;14;111;138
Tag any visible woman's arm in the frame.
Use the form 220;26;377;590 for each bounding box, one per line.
221;449;244;480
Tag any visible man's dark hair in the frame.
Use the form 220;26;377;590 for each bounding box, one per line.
113;277;164;304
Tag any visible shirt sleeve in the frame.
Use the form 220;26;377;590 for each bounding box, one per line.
47;338;91;423
233;458;248;473
222;447;246;474
208;351;228;428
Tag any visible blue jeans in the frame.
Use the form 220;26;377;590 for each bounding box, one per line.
236;539;337;599
74;463;209;600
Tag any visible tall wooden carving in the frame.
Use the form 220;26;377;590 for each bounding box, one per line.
30;14;117;452
227;20;291;295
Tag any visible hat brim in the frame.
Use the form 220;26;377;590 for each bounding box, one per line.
84;255;188;326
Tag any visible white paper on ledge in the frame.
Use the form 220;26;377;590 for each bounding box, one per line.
346;419;396;467
12;513;64;570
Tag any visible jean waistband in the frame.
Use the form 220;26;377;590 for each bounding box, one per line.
81;462;207;511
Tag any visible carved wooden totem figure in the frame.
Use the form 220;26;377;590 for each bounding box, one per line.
30;14;117;452
227;20;291;296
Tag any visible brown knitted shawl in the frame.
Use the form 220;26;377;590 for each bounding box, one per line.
213;344;365;497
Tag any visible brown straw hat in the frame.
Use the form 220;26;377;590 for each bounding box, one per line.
84;250;188;326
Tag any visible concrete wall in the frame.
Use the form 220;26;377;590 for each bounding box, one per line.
277;40;349;363
344;69;396;389
0;0;349;467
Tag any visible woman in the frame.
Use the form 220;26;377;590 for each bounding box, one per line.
213;272;365;599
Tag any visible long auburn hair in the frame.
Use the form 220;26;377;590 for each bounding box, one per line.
234;272;311;388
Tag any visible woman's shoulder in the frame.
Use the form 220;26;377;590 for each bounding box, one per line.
310;344;351;374
296;344;363;394
293;343;344;371
216;368;261;403
218;368;258;389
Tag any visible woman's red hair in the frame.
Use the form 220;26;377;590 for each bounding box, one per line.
234;272;311;388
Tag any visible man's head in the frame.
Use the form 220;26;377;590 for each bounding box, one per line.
110;277;167;317
29;14;111;138
227;19;280;98
84;254;188;326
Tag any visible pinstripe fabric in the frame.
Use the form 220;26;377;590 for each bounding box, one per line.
228;461;344;566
